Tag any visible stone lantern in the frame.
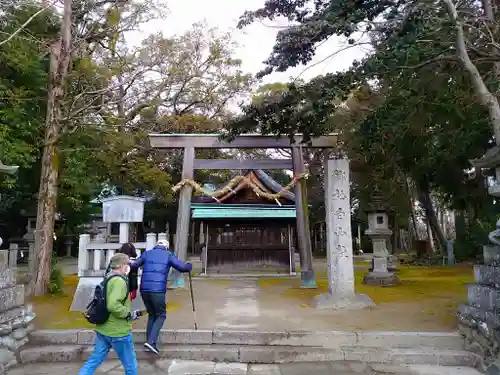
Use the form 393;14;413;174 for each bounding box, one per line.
363;193;399;286
0;161;19;248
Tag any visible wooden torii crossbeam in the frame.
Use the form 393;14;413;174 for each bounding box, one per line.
148;133;338;288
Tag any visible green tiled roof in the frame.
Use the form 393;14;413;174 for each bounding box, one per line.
192;207;296;219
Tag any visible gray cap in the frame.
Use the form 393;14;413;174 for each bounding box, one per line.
156;239;169;248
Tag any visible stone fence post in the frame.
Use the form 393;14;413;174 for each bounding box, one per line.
146;233;156;251
77;234;90;276
8;243;17;269
158;232;167;244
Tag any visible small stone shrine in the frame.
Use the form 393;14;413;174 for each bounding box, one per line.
70;195;148;311
363;193;399;286
0;161;35;372
458;146;500;373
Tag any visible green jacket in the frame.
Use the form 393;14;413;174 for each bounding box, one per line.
95;274;132;337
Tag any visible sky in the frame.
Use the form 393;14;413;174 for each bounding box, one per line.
131;0;371;85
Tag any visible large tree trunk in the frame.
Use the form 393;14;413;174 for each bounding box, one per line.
455;210;466;243
33;124;60;296
419;188;447;251
33;0;72;296
406;177;420;240
426;218;436;251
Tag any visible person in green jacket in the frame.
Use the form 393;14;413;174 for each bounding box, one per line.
78;253;141;375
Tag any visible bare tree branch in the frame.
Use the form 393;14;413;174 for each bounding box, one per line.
0;1;57;47
442;0;500;143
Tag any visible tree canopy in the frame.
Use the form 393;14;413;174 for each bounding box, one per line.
0;2;254;238
229;0;500;253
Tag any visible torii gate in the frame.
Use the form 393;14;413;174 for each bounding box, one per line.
148;133;337;288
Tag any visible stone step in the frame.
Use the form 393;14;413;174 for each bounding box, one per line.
5;360;485;375
6;360;485;375
30;329;466;350
17;344;479;367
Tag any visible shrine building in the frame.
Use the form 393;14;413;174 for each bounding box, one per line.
191;170;298;275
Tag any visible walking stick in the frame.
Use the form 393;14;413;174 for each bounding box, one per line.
188;271;198;330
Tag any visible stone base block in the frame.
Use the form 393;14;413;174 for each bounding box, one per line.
363;272;400;286
483;246;500;266
299;270;317;289
370;257;398;273
466;284;500;310
168;274;185;289
473;265;500;286
70;277;145;312
312;293;375;310
369;266;398;273
300;279;317;289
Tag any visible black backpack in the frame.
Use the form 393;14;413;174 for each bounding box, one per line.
84;274;129;325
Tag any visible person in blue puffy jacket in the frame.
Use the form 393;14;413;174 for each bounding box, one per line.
131;239;192;354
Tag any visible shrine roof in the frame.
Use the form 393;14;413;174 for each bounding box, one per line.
191;203;296;219
0;161;18;175
254;169;295;202
193;169;296;204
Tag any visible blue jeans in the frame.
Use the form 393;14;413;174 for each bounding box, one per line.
141;291;166;346
78;332;137;375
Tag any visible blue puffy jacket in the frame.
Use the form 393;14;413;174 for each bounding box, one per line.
131;245;192;293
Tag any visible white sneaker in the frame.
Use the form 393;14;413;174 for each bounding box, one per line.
144;342;159;354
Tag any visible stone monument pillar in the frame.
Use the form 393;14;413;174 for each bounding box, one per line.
363;194;399;286
313;158;374;310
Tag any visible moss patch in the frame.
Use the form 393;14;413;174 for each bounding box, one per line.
270;264;472;327
278;265;472;302
30;275;180;329
258;278;290;287
356;265;472;303
31;265;473;330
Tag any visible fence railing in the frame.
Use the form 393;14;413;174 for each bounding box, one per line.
78;232;167;277
0;244;21;269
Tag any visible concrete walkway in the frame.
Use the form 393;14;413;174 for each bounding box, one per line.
5;360;483;375
33;275;466;332
127;279;456;332
31;256;465;332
